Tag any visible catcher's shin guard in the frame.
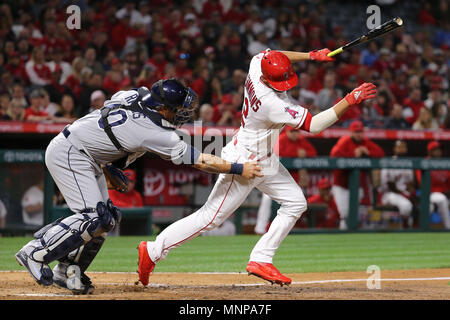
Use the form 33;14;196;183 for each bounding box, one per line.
23;202;114;264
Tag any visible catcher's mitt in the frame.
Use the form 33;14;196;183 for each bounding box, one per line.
102;163;129;193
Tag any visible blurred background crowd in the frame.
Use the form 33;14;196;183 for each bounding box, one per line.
0;0;448;129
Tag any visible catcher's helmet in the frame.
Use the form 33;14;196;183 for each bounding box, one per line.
140;78;198;126
261;50;298;92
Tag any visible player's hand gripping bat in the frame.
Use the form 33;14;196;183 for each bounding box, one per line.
327;17;403;57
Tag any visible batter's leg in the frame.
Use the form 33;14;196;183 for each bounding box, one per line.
254;193;272;234
250;163;307;264
146;173;256;262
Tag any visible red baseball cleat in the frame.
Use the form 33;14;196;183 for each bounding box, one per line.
246;261;292;286
137;241;155;286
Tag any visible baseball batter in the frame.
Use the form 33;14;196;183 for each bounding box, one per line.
15;79;261;294
138;49;377;286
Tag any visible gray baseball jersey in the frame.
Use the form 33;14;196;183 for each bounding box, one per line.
68;89;189;165
45;89;192;213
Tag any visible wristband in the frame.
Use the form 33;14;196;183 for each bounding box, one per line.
229;163;244;175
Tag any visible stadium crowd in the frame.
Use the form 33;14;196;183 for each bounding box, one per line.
0;0;448;129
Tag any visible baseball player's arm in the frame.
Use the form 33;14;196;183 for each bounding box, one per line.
193;153;263;179
280;48;335;62
307;83;377;133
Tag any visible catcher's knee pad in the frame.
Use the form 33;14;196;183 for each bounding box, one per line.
106;199;122;226
31;202;113;264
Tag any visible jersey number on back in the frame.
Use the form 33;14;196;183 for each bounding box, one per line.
98;110;128;129
241;97;260;127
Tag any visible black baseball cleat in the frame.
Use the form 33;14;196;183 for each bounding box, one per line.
52;263;95;295
15;244;53;286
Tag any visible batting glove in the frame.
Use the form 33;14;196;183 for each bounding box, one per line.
309;48;335;62
344;83;377;105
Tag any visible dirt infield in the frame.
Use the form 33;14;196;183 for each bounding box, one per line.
1;268;450;300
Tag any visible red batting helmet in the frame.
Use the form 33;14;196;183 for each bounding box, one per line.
261;51;298;92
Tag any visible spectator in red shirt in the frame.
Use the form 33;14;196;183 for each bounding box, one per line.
202;0;224;20
330;120;385;230
25;46;52;86
212;94;239;126
416;141;450;229
337;50;363;85
389;71;409;103
417;2;436;26
306;178;340;228
274;127;317;162
5;51;28;84
146;47;168;79
102;58;131;95
64;57;85;100
403;88;425;125
44;65;72;105
108;169;144;208
372;47;392;76
191;67;210;102
24;90;52;122
137;64;159;89
110;13;145;52
174;52;193;84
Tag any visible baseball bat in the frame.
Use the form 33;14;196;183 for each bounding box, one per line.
327;17;403;57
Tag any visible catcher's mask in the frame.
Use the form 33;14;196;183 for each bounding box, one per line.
139;78;198;126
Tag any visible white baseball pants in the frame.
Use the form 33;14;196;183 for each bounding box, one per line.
331;185;364;230
381;192;413;217
430;192;450;229
147;142;307;264
255;193;273;234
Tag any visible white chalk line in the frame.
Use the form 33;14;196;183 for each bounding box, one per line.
101;276;450;288
0;270;242;275
9;276;450;297
5;270;450;296
15;293;75;297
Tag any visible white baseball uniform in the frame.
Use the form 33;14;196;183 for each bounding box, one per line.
380;162;414;218
147;50;311;264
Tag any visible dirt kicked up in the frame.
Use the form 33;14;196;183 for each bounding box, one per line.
1;268;450;300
